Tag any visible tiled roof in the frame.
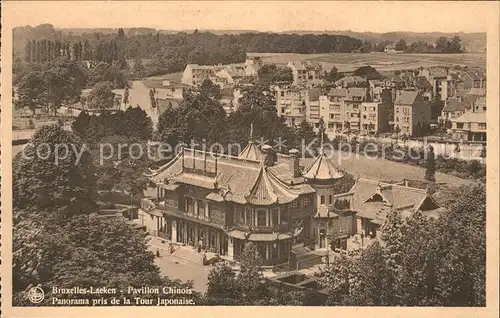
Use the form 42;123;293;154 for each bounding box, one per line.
346;87;367;99
466;88;486;96
454;111;486;124
414;76;432;90
350;178;438;224
147;147;310;206
394;90;419;105
302;152;344;181
327;88;348;97
443;94;480;114
442;97;462;113
429;68;447;78
335;76;366;86
238;140;264;161
245;166;299;205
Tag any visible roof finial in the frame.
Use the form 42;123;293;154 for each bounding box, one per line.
250;123;254;141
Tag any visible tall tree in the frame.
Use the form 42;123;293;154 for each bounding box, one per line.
425;145;436;182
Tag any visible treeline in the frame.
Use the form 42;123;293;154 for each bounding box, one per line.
24;39;126;64
15;59;128;114
19;25;364;77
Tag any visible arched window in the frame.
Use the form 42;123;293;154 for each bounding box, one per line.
320;195;325;205
329;195;333;205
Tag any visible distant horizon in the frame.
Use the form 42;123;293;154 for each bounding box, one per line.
15;24;487;35
4;1;491;34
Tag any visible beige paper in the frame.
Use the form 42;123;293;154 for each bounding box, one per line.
1;1;499;317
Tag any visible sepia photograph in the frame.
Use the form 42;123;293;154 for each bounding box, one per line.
1;1;499;316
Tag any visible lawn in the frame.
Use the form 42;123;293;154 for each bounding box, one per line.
316;150;473;187
248;52;486;72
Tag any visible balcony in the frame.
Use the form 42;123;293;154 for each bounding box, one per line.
141;198;219;228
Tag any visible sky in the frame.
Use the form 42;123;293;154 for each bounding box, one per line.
4;1;494;33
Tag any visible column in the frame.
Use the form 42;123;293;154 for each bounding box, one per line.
194;200;198;216
265;244;270;261
228;237;234;258
172;220;177;243
266;210;270;227
278;208;281;225
183;222;188;243
194;225;199;245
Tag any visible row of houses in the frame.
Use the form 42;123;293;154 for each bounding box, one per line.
276;84;431;139
181;56;262;87
139;130;443;266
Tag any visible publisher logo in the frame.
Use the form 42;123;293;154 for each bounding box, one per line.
28;286;45;304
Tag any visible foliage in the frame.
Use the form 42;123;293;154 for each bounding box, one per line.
257;64;293;86
425;145;436;182
316;184;485;306
87;81;116;110
395;39;407;51
323;66;342;83
353;66;381;80
13;124;97;216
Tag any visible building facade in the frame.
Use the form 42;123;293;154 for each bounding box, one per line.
393;90;431;136
140;135;357;266
286;61;323;86
276;86;320;127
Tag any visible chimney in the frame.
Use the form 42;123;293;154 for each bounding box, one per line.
261;145;275;167
289;149;301;178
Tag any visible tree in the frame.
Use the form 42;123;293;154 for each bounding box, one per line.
205;263;239;304
87;81;115;110
324;66;342;83
430;98;445;121
15;72;47;115
42;66;83;115
199;79;222;100
122;106;153;141
123;86;130;106
434;184;486;306
236;242;272;305
353;65;381;80
13;124;97;216
149;88;157;108
480;143;486;158
425;145;436;182
395;39;407;51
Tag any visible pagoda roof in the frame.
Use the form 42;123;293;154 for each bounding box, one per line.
146;148;311;206
238;140;264;161
302;152;344;181
245;165;299;205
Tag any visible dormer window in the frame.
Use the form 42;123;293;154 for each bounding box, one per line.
320;195;326;205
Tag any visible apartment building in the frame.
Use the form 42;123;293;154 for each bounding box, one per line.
276;86;320;127
182;63;257;87
286;60;323;86
244;56;263;77
450;95;486;142
418;67;454;101
451;112;486;142
318;88;348;137
181;64;217;86
393;90;431;137
440;88;485;123
343;88;368;134
360;102;390;134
